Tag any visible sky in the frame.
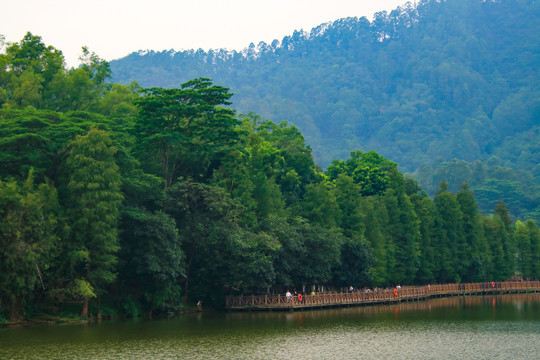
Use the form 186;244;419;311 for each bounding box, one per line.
2;0;409;67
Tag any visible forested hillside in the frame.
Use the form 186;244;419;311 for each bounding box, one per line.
110;0;540;221
1;32;540;324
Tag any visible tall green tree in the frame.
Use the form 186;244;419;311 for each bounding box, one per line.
63;128;123;317
433;181;465;283
246;131;286;221
134;78;240;187
383;189;420;285
0;170;59;322
525;219;540;279
456;183;489;282
362;196;390;286
514;219;540;280
494;200;515;278
332;174;364;237
514;220;532;279
410;193;436;284
482;215;506;280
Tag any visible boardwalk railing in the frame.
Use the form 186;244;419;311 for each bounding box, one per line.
225;281;540;310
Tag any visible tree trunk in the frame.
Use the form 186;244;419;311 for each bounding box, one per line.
97;296;102;320
81;297;89;318
9;297;23;324
183;247;195;304
183;275;190;304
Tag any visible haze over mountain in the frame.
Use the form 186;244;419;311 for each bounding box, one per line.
110;0;540;220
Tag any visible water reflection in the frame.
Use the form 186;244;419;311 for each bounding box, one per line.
225;292;540;321
1;293;539;359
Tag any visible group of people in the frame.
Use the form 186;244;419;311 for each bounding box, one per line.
285;290;306;302
285;285;404;299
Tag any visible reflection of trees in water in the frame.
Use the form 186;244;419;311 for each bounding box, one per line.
225;293;540;322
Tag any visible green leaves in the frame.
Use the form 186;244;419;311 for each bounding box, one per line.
263;219;343;288
2;56;540;316
118;207;184;312
63;128;123;302
0;170;59;321
71;279;96;299
134;78;240;187
326;150;397;196
0;32;118;114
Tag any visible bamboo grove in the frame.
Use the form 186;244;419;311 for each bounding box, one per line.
1;33;539;323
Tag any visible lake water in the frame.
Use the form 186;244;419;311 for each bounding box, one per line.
1;293;539;359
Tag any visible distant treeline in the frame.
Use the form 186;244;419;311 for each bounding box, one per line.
1;32;539;324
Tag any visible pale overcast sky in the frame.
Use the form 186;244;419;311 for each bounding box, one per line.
2;0;408;67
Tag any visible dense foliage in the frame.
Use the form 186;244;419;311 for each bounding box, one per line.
1;27;540;324
110;0;540;222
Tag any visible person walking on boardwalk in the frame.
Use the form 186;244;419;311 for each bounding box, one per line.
286;290;292;301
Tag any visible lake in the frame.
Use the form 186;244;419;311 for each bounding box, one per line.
1;293;539;359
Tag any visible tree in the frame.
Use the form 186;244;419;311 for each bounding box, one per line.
0;109;56;180
49;47;112;112
333;236;374;288
482;215;506;280
0;32;64;109
433;182;465;283
94;82;140;118
245;131;286;221
514;220;532;279
254;120;318;205
296;223;343;287
326;150;397;196
0;170;59;322
457;183;489;282
383;189;420;284
494;200;515;278
118;208;184;314
362;196;390;286
165;178;245;304
134;78;240;187
525;220;540;279
301;182;340;229
264;219;343;290
211;149;257;228
410;193;437;284
63;128;123;318
4;32;64;81
332;174;364;237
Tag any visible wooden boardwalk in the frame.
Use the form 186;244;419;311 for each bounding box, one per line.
225;281;540;311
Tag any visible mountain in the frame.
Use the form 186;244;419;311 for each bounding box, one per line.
110;0;540;221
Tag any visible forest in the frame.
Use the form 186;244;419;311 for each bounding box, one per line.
110;0;540;223
1;31;540;324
